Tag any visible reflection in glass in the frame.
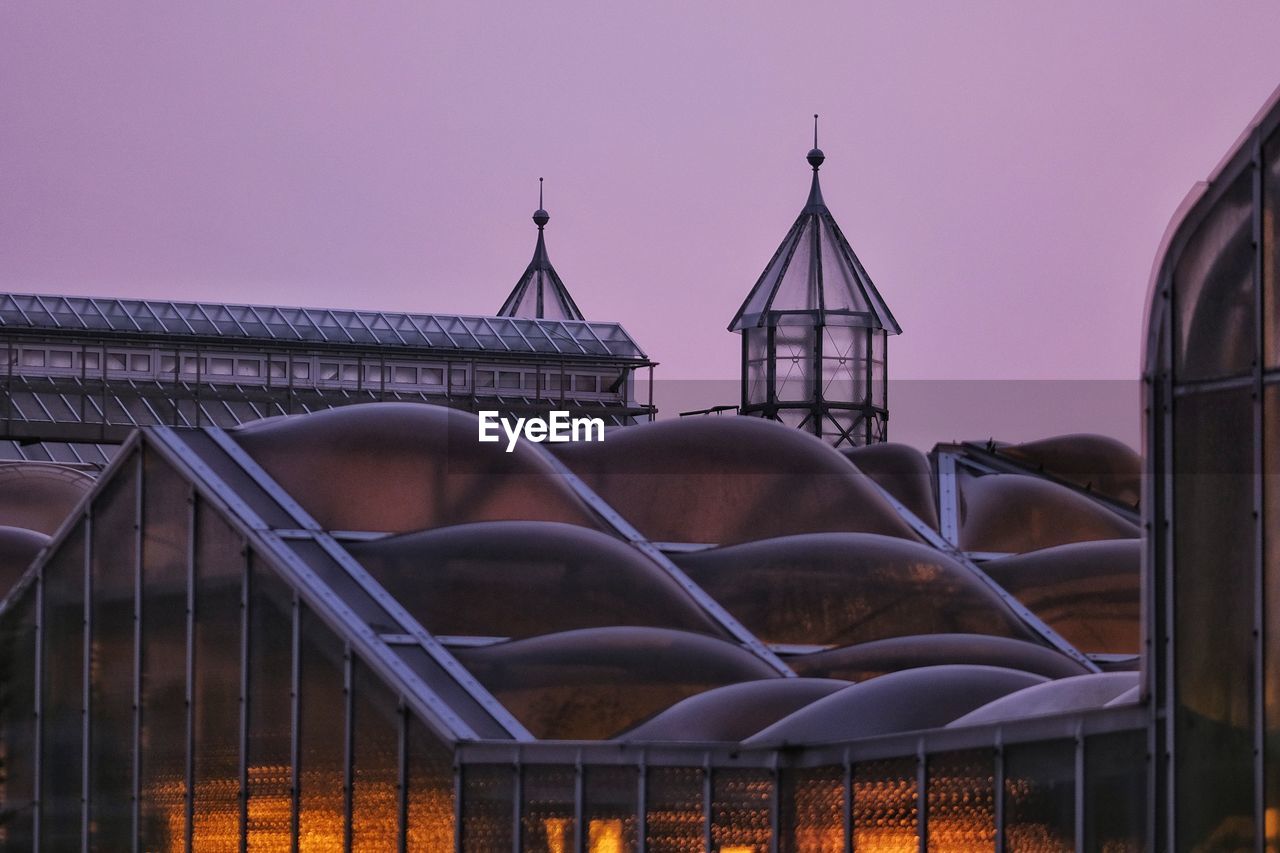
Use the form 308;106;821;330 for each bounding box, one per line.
39;522;85;847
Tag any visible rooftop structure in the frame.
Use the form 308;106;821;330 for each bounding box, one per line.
0;86;1275;851
497;179;586;322
0;290;654;467
729;117;900;446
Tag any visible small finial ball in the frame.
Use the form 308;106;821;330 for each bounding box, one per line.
807;148;825;169
533;208;550;227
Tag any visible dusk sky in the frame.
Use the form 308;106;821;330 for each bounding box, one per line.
4;3;1280;386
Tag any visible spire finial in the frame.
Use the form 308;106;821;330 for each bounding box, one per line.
807;114;825;171
532;176;549;229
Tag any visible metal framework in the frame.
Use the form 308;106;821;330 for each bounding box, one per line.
0;291;657;464
729;129;900;447
1142;83;1280;852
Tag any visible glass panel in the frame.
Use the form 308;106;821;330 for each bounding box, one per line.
1174;170;1255;381
298;606;346;848
1173;389;1255;848
0;595;37;849
1003;740;1074;853
774;326;816;403
461;765;514;851
40;521;85;848
779;767;844;853
852;758;916;851
583;766;639;853
1083;731;1145;852
925;750;994;852
191;501;244;850
139;449;190;850
645;767;703;853
406;713;455;852
520;765;576;853
352;660;400;851
89;458;139;848
246;555;293;852
710;769;771;853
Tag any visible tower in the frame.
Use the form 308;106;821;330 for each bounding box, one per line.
728;117;900;446
497;178;585;321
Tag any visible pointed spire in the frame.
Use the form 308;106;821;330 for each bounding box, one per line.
728;121;900;336
805;114;826;210
533;177;549;229
496;178;585;322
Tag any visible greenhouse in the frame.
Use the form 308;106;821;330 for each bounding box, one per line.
0;80;1275;853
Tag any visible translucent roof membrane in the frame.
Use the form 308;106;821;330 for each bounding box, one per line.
788;634;1089;682
674;533;1039;646
957;469;1141;553
346;521;725;639
982;540;1140;655
553;417;920;545
0;463;93;535
452;627;780;739
744;665;1047;745
0;526;50;596
621;678;853;742
232;404;605;534
991;434;1142;508
0;292;645;358
841;442;939;529
948;672;1140;728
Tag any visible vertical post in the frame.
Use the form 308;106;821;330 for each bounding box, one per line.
33;551;45;849
994;736;1005;853
131;451;144;853
842;750;852;853
1251;138;1267;850
916;741;927;853
573;754;584;853
289;592;301;853
342;646;354;853
702;760;713;853
512;759;523;853
636;758;648;853
184;488;196;853
81;507;93;853
1074;727;1086;853
397;700;409;853
238;543;250;853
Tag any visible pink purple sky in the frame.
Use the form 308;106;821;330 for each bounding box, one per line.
3;3;1280;385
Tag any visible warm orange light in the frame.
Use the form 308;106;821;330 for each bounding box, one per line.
588;819;624;853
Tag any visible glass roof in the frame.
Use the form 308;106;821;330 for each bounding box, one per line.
729;150;901;334
497;208;585;322
0;291;644;358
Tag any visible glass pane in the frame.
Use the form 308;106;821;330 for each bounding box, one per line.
645;767;703;853
298;606;346;848
852;758;916;851
247;555;294;852
352;660;401;851
191;500;244;850
925;750;994;852
1084;731;1146;853
1003;740;1074;852
0;595;37;849
583;766;639;853
779;767;844;853
710;769;771;853
89;457;139;848
139;449;190;850
406;713;455;852
1173;389;1255;847
461;765;514;852
521;765;575;853
1174;170;1255;381
40;521;85;848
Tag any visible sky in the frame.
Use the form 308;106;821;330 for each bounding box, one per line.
3;2;1280;388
